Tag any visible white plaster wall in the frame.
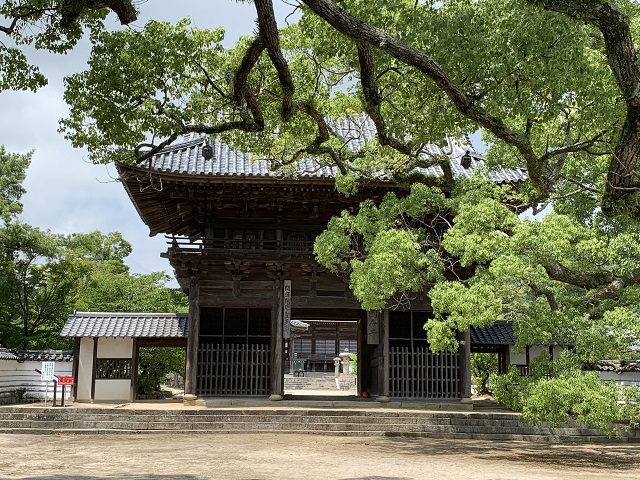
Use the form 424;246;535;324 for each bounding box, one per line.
97;338;132;358
94;380;131;401
598;371;640;389
76;338;134;402
77;337;94;401
509;345;562;365
0;359;73;403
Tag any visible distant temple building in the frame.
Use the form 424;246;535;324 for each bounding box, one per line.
63;118;527;403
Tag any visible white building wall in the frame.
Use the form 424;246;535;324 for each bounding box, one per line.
97;338;132;358
509;345;563;365
95;337;133;402
598;371;640;389
0;358;73;404
94;380;132;401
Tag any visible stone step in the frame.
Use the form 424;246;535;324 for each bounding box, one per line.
0;407;638;443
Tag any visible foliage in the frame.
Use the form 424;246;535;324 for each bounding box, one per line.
137;347;185;395
349;353;357;376
471;353;498;395
0;146;30;222
0;222;91;349
492;354;640;434
75;265;187;314
0;0;134;91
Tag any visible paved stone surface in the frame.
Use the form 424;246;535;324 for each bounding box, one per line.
1;432;639;479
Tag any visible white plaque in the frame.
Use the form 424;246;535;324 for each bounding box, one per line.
41;361;55;381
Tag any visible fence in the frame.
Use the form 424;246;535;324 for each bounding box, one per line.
389;346;460;399
197;344;271;396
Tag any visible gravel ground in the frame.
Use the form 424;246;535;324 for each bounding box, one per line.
1;432;639;480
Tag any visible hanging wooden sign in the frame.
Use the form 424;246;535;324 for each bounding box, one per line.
367;311;379;345
283;280;292;339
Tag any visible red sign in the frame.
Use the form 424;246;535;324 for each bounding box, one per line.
57;376;74;386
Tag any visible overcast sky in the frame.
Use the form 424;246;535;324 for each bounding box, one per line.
0;1;296;286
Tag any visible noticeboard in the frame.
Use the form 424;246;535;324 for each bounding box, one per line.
41;361;55;381
57;376;74;386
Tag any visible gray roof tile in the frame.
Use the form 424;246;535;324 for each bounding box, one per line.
0;349;73;362
470;323;516;346
583;360;640;373
144;117;527;184
61;312;188;338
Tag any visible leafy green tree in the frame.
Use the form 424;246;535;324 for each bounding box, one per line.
0;222;91;349
75;265;186;313
137;347;185;396
471;353;498;395
0;146;30;222
0;0;136;91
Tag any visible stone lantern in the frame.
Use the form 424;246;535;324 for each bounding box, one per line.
339;348;352;378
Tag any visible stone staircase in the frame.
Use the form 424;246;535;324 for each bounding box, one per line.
284;374;356;390
0;406;638;443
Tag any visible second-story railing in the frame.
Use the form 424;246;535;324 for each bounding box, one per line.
165;236;315;254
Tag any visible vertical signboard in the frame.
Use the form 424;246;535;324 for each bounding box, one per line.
367;311;379;345
41;361;55;406
283;280;292;339
41;361;55;381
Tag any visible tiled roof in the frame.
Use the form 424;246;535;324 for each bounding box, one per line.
142;117;528;184
583;360;640;373
61;312;188;338
470;323;516;346
0;349;21;361
0;349;73;362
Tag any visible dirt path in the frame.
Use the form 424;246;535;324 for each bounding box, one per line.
1;433;638;480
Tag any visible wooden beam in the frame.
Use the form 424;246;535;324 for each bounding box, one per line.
377;310;390;401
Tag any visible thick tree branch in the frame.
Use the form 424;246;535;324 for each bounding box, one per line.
233;36;267;129
543;262;615;290
527;1;640;217
59;0;137;28
302;0;547;198
528;282;559;311
254;0;295;121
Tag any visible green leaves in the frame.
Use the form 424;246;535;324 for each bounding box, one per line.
61;19;227;163
0;146;30;222
314;184;449;310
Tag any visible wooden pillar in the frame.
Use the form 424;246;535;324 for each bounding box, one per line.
131;338;139;402
377;310;390;402
269;278;284;400
72;337;80;400
184;277;200;400
458;328;472;402
91;337;98;403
